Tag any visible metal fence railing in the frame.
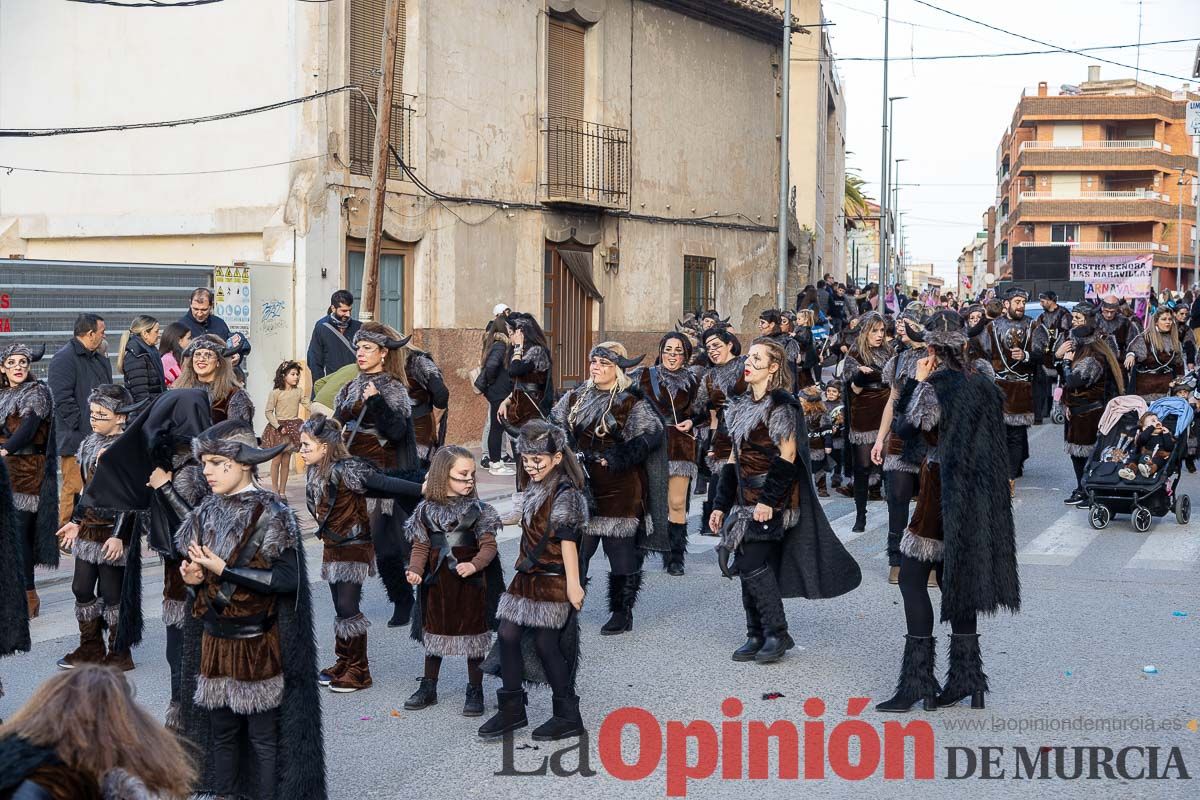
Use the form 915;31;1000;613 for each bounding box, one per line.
540;116;630;209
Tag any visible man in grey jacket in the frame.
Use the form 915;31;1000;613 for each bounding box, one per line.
47;313;112;523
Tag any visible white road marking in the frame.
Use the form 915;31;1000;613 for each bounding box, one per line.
1125;530;1200;572
1017;512;1098;566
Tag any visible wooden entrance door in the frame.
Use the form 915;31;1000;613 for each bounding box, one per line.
544;244;596;390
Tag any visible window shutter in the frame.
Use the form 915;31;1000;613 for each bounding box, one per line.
349;0;407;178
547;19;585;120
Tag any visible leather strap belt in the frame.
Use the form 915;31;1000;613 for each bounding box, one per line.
513;382;543;393
204;612;276;639
740;473;767;490
4;444;46;456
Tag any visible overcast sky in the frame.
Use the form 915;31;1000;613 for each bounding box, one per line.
821;0;1199;281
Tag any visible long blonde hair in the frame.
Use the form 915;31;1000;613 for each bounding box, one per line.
854;312;887;362
1;665;195;798
359;321;409;384
569;340;632;437
173;335;242;402
116;315;158;372
750;337;791;393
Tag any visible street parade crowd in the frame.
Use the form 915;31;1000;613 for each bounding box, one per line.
0;279;1199;798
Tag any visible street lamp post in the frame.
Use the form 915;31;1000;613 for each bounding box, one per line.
892;157;908;296
879;0;891;299
1178;170;1185;291
882;95;906;303
777;0;792;310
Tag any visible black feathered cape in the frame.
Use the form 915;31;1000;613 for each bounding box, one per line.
0;459;31;666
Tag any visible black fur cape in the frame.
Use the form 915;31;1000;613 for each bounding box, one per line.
763;391;862;600
0;459;31;662
925;369;1021;622
34;394;60;569
177;495;326;799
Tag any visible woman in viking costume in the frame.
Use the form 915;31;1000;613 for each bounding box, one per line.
334;321;422;628
875;310;1019;713
173;334;254;425
870;303;931;584
1124;306;1186;402
0;342;59;618
839;312;891;532
403;341;449;464
632;332;700;577
695;329;744;537
480;420;589;742
709;338;861;664
1057;302;1125;507
298;414;423;694
54;385;145;672
176;420;325;800
551;342;666;636
403;445;503;716
497;312;555;504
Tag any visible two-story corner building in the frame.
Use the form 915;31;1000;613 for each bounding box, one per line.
992;66;1199;289
0;0;798;440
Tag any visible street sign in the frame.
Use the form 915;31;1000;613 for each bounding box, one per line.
1187;100;1200;137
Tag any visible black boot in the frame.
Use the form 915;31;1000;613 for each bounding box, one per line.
665;522;687;576
531;694;585;741
886;530;901;568
731;579;764;662
601;571;642;635
403;677;438;710
936;633;988;709
463;684;485;717
478;688;529;740
875;635;940;712
388;584;414;628
852;479;868;532
700;499;717;536
742;566;793;663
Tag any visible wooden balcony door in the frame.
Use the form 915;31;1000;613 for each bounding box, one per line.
544;244;597;390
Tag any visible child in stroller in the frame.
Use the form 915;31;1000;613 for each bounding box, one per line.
1117;412;1176;481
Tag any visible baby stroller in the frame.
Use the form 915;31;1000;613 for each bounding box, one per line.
1082;397;1193;532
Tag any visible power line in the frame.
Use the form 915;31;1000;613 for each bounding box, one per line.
910;0;1192;83
65;0;225;7
0;153;328;177
789;37;1198;63
0;86;349;138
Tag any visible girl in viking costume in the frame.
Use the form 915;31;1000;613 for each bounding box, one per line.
709;338;861;664
403;446;504;716
870;303;931;584
0;666;195;799
173;334;254;425
839;312;891;533
799;385;832;497
551;342;665;636
176;420;325;800
54;385;144;671
632;332;700;577
403;341;450;464
1124;307;1186;402
875;310;1019;713
695;328;744;537
334;321;421;628
479;420;589;742
0;342;59;619
497;312;555;513
1058;302;1125;506
298;414;423;694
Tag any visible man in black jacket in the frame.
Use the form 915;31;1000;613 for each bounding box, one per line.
306;290;362;393
47;313;112;524
176;287;251;372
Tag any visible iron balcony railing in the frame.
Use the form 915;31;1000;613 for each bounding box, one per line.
540;116;630;209
349;90;417;180
1018;190;1166;201
1014;241;1168;252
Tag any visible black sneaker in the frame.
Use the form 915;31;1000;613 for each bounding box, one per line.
480;456;492;469
1064;490;1084;505
501;454;515;464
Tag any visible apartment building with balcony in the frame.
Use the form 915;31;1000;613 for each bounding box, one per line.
1;0;794;441
992;66;1199;289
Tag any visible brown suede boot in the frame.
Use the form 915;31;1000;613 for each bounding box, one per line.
103;609;135;672
319;637;350;687
329;614;372;693
816;474;829;497
26;590;39;620
57;601;106;669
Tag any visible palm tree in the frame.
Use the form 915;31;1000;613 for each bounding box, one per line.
844;172;870;224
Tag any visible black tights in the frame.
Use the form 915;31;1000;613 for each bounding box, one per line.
852;442;874;512
15;510;36;590
497;620;571;695
424;654;483;686
579;534;641;580
897;555;977;637
737;540;781;574
210;706;278;800
1071;456;1088;490
885;470;918;565
486;398;505;461
71;559;123;608
328;581;363;619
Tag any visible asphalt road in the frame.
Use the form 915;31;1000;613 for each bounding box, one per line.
3;422;1197;799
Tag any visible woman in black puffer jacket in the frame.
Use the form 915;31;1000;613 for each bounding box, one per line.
118;315;166;403
475;314;512;469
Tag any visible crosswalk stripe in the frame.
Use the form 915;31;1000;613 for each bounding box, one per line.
1124;530;1200;571
829;509;887;544
1017;511;1098;566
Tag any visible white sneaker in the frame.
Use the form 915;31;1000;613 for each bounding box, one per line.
490;463;516;476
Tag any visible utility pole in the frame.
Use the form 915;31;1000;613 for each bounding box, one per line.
360;0;402;323
878;0;890;296
1178;169;1185;291
776;0;793;310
